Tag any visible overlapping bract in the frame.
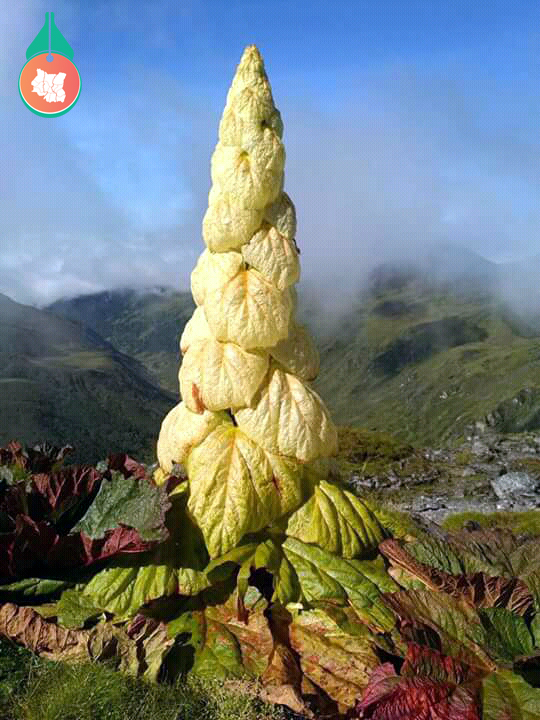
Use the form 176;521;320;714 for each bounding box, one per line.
156;44;338;554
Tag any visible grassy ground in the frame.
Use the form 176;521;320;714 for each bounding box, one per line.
0;637;289;720
442;509;540;534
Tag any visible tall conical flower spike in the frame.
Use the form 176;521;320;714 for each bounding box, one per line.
156;46;338;558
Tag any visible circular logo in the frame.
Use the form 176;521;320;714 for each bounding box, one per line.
19;52;80;117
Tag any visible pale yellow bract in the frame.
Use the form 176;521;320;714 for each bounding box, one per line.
155;45;339;557
179;337;269;412
179;305;212;354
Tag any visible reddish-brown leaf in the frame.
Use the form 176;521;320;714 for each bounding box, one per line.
380;539;534;619
353;663;481;720
107;454;148;480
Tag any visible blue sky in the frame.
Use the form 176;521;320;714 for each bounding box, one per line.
1;0;539;308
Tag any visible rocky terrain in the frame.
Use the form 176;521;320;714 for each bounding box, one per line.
343;426;540;523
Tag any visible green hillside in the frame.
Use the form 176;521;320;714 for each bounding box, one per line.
313;269;540;448
0;293;177;465
47;287;194;395
43;249;540;450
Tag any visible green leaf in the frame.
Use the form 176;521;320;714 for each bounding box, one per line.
80;495;211;620
168;586;273;681
204;543;260;584
282;537;398;631
405;536;484;575
81;558;180;621
531;612;540;647
73;470;170;542
483;669;540;720
362;501;424;540
288;607;379;709
382;589;497;672
204;539;301;606
510;539;540;613
0;577;73;598
286;480;386;558
479;607;534;664
249;538;301;606
56;589;104;628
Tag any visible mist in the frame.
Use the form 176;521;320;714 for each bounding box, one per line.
1;1;539;325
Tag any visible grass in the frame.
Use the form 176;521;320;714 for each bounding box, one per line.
442;509;540;535
0;638;289;720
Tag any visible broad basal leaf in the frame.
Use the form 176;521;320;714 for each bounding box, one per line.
253;538;301;605
282;537;398;631
168;586;274;681
187;425;304;558
203;269;292;350
0;440;73;474
0;601;98;661
73;470;170;542
179;337;268;412
382;589;497;672
288;607;379;712
286;480;386;558
204;538;301;606
79;495;212;620
0;603;173;682
0;512;158;580
449;527;520;576
355;662;481;720
478;607;534;664
156;402;232;472
56;588;104;628
380;539;534;619
268;321;320;381
76;559;181;622
106;453;149;481
26;465;102;520
508;538;540;615
124;614;176;682
482;669;540;720
204;542;260;584
0;577;73;599
399;535;481;575
235;364;338;462
241;222;299;290
401;642;479;686
362;501;425;541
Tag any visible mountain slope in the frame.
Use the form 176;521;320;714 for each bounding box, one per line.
46;287;195;394
313;273;540;447
43;245;540;449
0;293;177;465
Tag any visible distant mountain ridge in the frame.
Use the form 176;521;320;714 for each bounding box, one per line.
45;286;195;396
0;292;177;465
41;243;540;450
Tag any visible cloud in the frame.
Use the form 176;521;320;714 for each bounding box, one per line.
1;2;539;319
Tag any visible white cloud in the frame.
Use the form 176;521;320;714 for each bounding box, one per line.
1;2;539;318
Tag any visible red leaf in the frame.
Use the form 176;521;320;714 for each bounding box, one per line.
401;643;479;686
353;667;481;720
106;454;148;480
31;466;101;513
380;539;534;619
